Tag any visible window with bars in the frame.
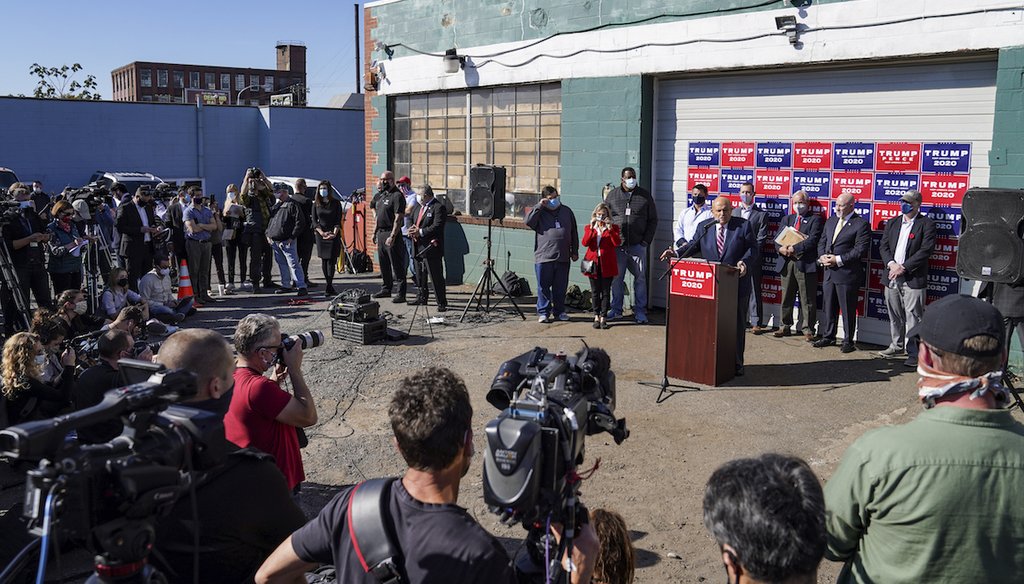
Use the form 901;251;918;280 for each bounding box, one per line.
205;73;216;90
140;69;152;88
391;83;561;221
157;70;168;88
221;73;231;90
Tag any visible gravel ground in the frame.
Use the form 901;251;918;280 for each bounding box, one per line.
4;268;998;582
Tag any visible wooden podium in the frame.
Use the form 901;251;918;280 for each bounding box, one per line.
652;259;739;401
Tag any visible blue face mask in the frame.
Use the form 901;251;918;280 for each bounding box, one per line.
547;197;561;210
900;201;914;215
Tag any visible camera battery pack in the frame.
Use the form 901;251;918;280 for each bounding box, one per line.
331;318;387;345
330;300;380;323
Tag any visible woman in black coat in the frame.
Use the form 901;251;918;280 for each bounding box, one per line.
313;181;343;296
2;332;75;426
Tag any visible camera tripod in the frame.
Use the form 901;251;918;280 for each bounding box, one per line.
0;238;32;333
83;222;115;315
460;219;525;322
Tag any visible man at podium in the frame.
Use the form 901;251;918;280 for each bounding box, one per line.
661;197;756;375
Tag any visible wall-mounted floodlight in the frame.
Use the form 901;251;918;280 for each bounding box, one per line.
443;48;465;74
775;15;800;45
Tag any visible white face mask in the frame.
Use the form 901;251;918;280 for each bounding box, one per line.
623;178;637;190
740;193;754;205
73;300;88;315
416;194;425;205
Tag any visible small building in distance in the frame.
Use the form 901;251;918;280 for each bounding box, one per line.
111;42;307;106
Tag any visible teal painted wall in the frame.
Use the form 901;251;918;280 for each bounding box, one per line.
368;0;850;57
990;46;1024;368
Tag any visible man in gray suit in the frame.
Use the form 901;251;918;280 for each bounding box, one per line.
737;182;770;333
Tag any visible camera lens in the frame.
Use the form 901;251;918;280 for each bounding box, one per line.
282;331;324;352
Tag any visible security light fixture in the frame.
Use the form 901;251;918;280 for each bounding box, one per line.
775;15;800;45
443;48;465;74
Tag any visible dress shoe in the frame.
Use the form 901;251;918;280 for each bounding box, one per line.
372;289;392;299
903;356;918;368
735;365;745;376
593;320;601;329
812;338;836;348
392;295;407;303
296;288;309;297
275;287;295;295
325;285;337;296
436;305;448;312
840;342;856;354
751;325;769;335
773;327;791;338
408;298;426;306
264;282;282;290
804;333;818;342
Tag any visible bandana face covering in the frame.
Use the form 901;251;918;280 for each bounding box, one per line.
916;360;1009;408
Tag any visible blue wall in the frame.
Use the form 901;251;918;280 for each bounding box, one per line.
0;97;364;200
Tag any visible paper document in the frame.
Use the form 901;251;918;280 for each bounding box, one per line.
774;226;808;247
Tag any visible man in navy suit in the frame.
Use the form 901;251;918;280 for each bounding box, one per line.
878;189;936;367
814;193;871;353
661;197;756;375
407;184;449;311
736;182;770;333
774;190;824;341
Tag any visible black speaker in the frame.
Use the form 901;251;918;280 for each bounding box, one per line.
469;164;506;220
956;187;1024;283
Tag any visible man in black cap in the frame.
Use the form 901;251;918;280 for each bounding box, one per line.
824;294;1024;583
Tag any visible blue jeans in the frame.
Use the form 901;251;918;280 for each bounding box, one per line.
150;297;192;319
610;243;648;319
535;261;570;317
272;239;307;289
403;236;417;282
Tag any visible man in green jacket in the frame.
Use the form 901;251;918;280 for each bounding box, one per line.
824;294;1024;583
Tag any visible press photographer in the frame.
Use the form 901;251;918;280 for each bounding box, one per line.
1;331;74;426
239;168;278;292
1;182;53;334
74;329;139;444
257;366;599;584
226;314;319;492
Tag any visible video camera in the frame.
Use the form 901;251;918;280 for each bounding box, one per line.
483;344;628;580
0;367;231;581
0;199;23;224
67;185;110;216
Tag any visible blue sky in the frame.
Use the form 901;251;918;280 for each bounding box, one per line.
2;0;366;106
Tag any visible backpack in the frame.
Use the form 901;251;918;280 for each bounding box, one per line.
347;478;404;584
492;271;525;298
349;250;373;274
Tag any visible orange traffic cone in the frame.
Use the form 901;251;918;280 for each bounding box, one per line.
178;259;194;300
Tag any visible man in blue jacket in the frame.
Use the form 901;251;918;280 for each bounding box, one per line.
662;197;756;375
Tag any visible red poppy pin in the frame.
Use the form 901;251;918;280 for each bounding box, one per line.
908;233;915;240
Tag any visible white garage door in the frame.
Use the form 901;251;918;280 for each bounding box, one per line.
651;58;997;344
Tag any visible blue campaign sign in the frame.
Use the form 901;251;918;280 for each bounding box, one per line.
688;142;720;166
762;197;789;222
922;143;971;174
833;142;875;171
720;169;755;194
926;270;960;298
870;232;883;262
756;142;793;168
792;171;831;199
853;201;872;221
924;206;962;237
873;173;920;202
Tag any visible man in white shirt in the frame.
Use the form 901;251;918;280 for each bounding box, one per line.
139;255;194;324
878;190;936;366
673;184;712;247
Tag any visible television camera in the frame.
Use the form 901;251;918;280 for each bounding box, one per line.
0;366;231;582
483;344;628;582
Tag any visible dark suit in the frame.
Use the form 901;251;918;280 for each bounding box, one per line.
817;212;871;344
410;198;448;308
115;200;157;290
775;212;824;333
738;204;769;327
879;213;936;354
678;216;756;367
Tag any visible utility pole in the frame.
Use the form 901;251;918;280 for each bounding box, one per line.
354;3;361;94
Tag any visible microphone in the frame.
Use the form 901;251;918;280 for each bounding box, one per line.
415;240;439;259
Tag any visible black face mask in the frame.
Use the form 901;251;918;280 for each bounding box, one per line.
693;196;706;206
117;278;129;288
189;387;233;417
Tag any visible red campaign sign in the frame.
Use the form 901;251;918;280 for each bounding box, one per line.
721;141;756;168
710;193;741;208
839;288;867;317
687;168;720;192
871;202;901;231
930;236;958;270
876;143;922;172
808;198;830;218
920;174;969;206
832;171;874;201
755;169;792;197
793;142;833;170
868;262;888;292
670;262;717;299
762;276;783;305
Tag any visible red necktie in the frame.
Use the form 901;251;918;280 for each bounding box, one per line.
716;225;726;256
417;204;427;227
796;215;802;230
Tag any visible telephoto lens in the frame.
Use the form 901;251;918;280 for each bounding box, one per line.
281;331;325;352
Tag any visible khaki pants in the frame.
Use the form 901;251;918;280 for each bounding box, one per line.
780;261;817;334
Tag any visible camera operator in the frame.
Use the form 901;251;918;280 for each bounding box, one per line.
225;314;317;492
30;180;50;218
46;200;89;293
239;168;278;292
1;182;54;334
115;187;160;291
53;288;100;338
267;184;309;297
256;367;598;584
29;314;69;385
1;331;75;426
73;329;141;444
149;328;307;582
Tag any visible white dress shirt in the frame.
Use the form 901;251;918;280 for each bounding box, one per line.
137;203;151;242
892;215;916;266
674;204;712;244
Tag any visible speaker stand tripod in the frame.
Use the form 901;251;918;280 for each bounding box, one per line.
460;219;525;322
